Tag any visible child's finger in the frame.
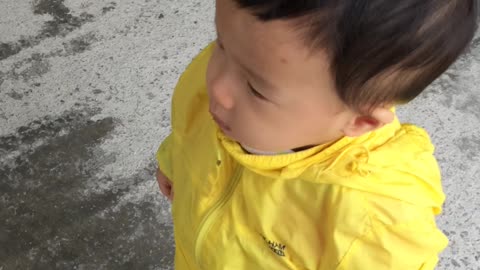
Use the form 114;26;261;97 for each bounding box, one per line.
167;187;174;201
159;181;172;198
156;168;173;201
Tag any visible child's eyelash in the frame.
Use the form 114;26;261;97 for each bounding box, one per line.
247;82;267;100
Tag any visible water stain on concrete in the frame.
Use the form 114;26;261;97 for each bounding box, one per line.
0;44;22;61
63;33;97;55
146;92;155;100
19;57;51;81
33;0;95;42
451;259;461;268
0;107;100;154
102;2;117;14
0;0;94;61
0;72;5;87
430;71;458;108
455;92;480;121
456;136;480;161
5;91;24;100
92;89;103;95
0;53;51;82
2;41;88;83
0;107;174;269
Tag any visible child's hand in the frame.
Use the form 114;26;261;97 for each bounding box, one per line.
156;168;173;201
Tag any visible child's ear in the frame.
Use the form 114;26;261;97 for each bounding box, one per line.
342;107;394;137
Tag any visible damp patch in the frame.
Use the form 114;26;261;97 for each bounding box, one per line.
0;107;174;269
102;2;117;14
63;32;97;55
0;0;94;61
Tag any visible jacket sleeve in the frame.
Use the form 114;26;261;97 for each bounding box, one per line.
156;133;174;183
336;218;448;270
155;43;215;184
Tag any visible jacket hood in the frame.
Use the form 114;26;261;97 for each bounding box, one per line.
218;117;445;214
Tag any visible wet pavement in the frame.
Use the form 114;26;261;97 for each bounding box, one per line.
0;0;479;269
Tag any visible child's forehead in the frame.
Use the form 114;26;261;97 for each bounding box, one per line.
218;0;336;59
216;2;313;62
216;8;336;105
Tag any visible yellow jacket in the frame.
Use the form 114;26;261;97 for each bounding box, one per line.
157;44;448;270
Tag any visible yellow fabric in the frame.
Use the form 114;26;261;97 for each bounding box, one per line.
157;43;449;270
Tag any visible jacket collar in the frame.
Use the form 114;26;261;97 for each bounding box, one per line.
218;117;402;179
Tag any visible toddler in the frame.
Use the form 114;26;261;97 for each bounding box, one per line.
156;0;478;269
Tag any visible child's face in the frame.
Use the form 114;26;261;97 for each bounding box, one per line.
207;0;354;152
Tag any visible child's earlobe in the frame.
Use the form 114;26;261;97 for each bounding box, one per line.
343;107;394;137
372;107;395;126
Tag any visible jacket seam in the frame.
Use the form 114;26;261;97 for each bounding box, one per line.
334;194;374;269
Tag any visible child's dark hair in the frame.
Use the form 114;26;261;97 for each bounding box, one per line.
234;0;478;112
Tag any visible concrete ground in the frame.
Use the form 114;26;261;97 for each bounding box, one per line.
0;0;478;269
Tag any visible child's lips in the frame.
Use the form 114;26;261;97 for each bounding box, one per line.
210;113;231;132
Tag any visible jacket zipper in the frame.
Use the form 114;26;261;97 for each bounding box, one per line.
194;165;242;268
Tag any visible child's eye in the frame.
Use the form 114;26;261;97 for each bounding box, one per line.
247;82;267;101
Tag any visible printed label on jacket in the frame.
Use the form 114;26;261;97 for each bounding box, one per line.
262;235;286;257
